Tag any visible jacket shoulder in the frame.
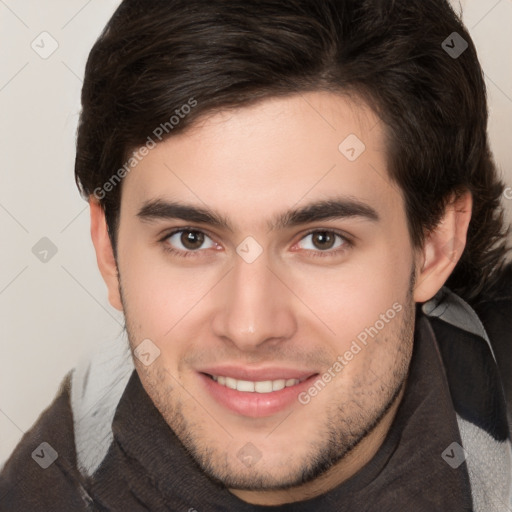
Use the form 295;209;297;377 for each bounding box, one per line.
0;371;94;511
472;262;512;427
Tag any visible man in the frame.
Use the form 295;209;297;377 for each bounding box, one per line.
1;0;511;510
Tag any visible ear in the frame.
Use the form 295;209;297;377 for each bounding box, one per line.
89;199;123;311
414;190;472;303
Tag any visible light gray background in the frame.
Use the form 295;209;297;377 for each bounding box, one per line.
1;0;511;467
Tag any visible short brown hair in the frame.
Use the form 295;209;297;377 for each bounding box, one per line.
75;0;510;304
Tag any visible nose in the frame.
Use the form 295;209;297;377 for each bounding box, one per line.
211;254;297;351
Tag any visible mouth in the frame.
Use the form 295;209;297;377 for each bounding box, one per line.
198;369;319;417
206;374;309;393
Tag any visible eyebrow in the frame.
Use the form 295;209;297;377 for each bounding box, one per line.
137;197;380;231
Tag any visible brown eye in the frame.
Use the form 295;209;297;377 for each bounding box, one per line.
165;229;216;253
311;231;336;250
181;230;205;250
296;231;347;253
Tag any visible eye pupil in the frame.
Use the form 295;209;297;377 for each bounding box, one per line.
312;231;335;250
181;230;204;250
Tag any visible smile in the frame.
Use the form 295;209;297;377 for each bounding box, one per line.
199;369;318;417
208;375;306;393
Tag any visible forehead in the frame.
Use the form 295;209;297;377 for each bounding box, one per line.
120;91;401;229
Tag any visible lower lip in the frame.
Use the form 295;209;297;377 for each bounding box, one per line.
198;373;318;418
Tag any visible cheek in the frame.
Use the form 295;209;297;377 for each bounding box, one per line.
285;242;412;350
118;241;220;341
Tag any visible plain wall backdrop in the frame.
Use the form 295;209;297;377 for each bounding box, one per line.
1;0;512;468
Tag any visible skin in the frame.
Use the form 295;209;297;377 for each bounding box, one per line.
90;91;472;506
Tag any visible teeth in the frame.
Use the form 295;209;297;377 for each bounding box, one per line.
272;379;286;391
255;381;272;393
211;375;300;393
237;379;255;392
225;377;237;390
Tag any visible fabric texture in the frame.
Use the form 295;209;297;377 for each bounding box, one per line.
425;288;512;511
0;285;510;511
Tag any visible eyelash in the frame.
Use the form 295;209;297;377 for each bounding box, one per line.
301;229;353;258
159;229;208;259
159;228;353;259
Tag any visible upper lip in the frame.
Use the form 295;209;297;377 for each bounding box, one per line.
198;365;318;382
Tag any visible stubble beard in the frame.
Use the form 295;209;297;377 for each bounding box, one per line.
120;280;415;492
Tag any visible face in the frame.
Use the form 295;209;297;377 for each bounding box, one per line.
114;92;417;501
